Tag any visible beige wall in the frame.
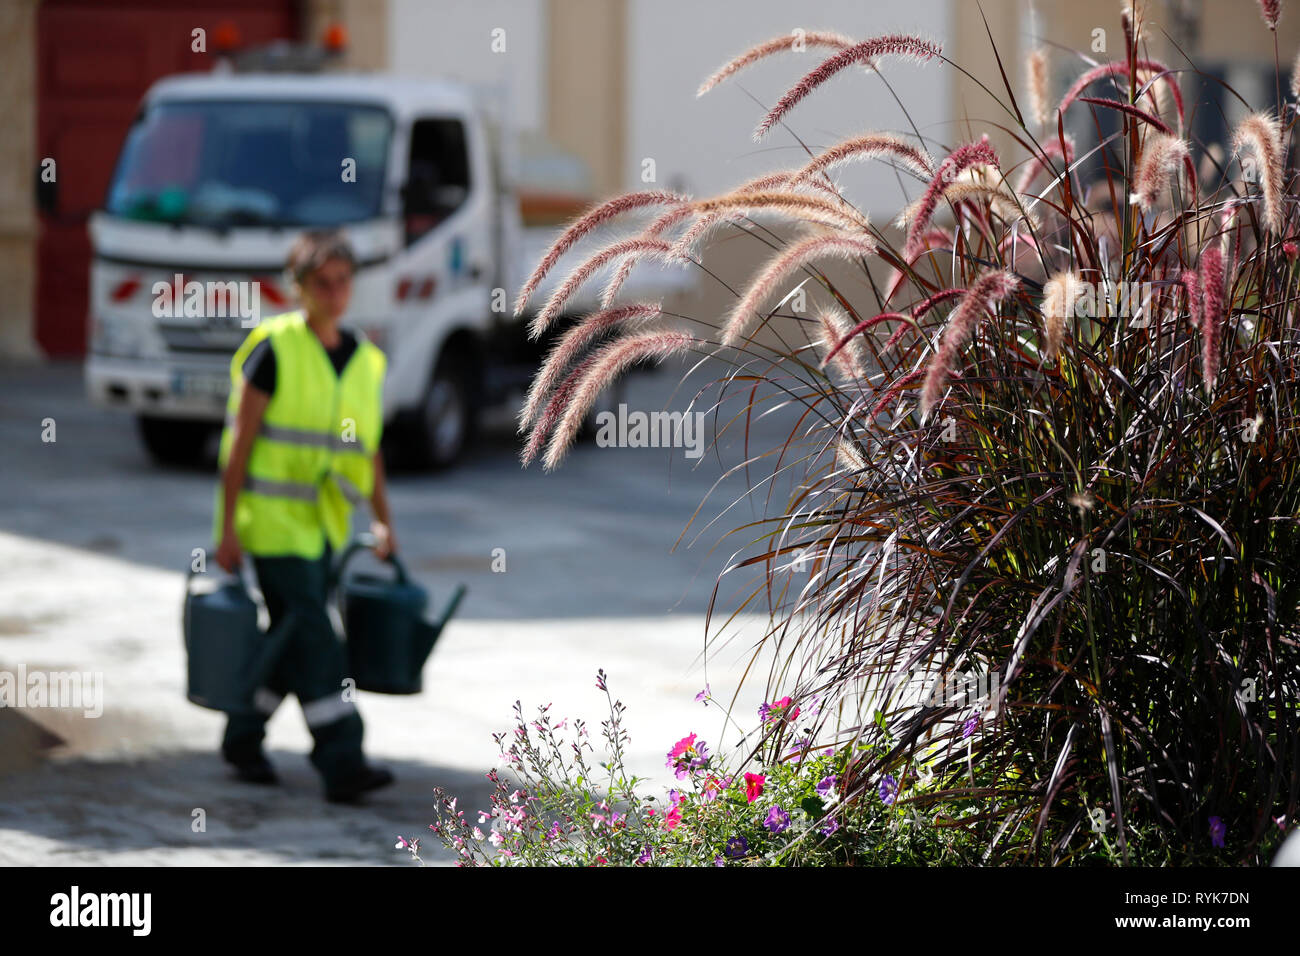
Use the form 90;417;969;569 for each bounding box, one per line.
545;0;626;199
0;0;39;361
304;0;388;71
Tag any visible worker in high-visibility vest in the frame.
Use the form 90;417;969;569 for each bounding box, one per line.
213;230;396;804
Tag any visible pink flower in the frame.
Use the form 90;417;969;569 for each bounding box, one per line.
666;733;710;780
663;806;683;831
759;696;801;723
744;773;766;803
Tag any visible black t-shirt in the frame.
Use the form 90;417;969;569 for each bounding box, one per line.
243;328;358;396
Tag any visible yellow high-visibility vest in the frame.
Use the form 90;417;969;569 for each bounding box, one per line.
212;311;386;559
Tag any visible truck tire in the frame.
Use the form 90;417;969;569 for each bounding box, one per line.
137;415;213;468
409;357;477;470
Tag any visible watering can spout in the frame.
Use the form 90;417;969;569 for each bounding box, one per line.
415;584;467;667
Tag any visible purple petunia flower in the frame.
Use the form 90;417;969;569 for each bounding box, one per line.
963;714;979;738
725;835;748;858
636;846;652;864
764;805;792;834
1209;815;1226;848
880;774;898;806
695;684;711;704
713;856;725;866
816;774;838;800
819;817;840;837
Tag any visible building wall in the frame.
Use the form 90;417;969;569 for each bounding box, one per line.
0;0;39;361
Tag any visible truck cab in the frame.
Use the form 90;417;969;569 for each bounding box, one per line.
85;69;688;469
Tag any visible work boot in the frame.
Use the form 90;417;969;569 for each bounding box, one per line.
227;753;280;785
325;764;395;804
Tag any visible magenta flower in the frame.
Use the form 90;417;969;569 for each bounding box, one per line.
595;669;607;691
759;695;801;723
663;805;683;831
666;733;710;780
764;805;792;834
744;773;766;803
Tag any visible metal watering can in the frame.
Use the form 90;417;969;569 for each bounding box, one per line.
183;566;296;713
330;535;467;695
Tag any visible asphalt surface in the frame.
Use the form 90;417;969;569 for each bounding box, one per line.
0;356;804;864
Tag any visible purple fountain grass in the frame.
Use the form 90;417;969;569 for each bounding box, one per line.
1040;270;1080;362
1232;112;1285;235
721;234;879;347
753;34;942;141
822;312;911;369
513;190;687;316
602;205;699;306
518;302;663;432
1129;133;1191;213
870;367;925;418
1027;48;1051;129
540;331;697;471
1015;136;1076;196
903;138;1000;259
530;236;677;340
1199;243;1226;394
913;287;966;318
1078;97;1174;136
817;304;866;379
919;269;1021;422
1182;268;1203;332
690;189;872;234
788;132;934;187
897;181;1034;235
1258;0;1282;30
1291;50;1300;100
1058;59;1185;127
695;30;855;97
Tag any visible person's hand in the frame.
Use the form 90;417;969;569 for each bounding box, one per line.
216;531;243;574
370;521;397;560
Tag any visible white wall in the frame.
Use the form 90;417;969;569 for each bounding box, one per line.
625;0;954;217
388;0;547;133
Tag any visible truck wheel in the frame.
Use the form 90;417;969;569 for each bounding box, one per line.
410;359;476;470
137;415;213;467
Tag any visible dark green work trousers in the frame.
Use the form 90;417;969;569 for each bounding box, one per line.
221;544;366;789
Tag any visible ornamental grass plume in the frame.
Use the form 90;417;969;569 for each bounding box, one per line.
1259;0;1282;31
1198;243;1226;393
518;302;663;431
1129;133;1191;212
817;304;866;379
721;234;879;346
1232;112;1285;235
753;34;942;140
903;138;1001;259
695;30;855;97
1040;270;1080;362
918;269;1020;421
540;331;695;471
529;237;678;340
1026;47;1050;129
514;190;686;316
1058;59;1185;127
788;132;934;186
690;189;872;234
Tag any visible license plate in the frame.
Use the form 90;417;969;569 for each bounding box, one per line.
171;370;229;401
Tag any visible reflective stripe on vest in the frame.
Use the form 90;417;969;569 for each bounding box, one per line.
225;416;370;454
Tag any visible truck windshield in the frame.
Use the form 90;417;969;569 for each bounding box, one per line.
105;100;393;228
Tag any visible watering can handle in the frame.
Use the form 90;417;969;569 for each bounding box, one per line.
330;532;411;592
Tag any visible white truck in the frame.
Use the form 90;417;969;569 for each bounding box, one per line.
83;67;689;469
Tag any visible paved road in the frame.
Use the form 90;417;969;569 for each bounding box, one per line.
0;356;803;864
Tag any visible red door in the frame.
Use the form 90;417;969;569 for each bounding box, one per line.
36;0;297;356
